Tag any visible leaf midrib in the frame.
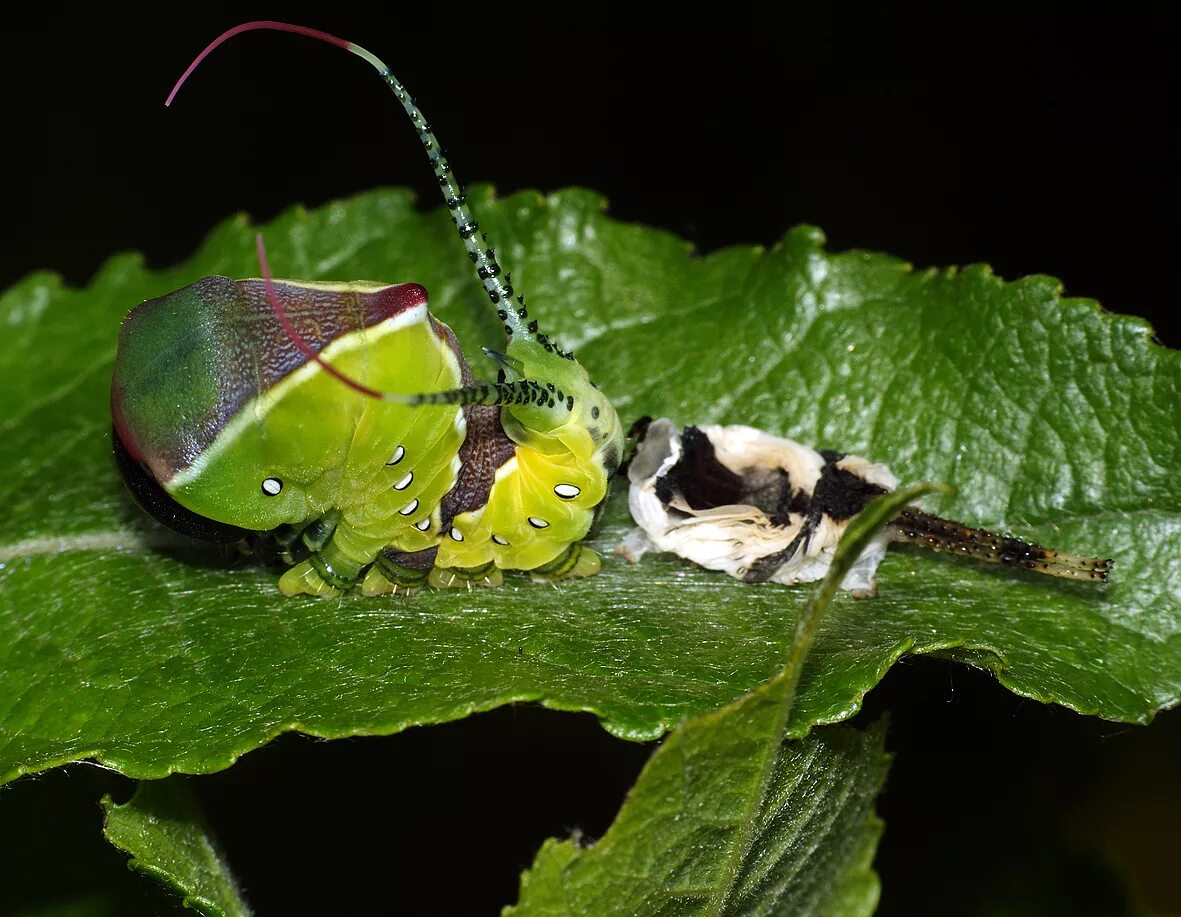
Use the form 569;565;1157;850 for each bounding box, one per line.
0;530;177;562
707;684;796;914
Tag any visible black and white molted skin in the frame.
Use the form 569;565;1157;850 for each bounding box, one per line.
620;419;1113;592
619;418;898;595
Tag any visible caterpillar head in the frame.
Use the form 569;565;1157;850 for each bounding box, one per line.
112;275;431;538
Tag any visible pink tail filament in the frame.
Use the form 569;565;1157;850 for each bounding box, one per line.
166;21;350;107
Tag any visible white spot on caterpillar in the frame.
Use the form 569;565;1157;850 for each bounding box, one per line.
491;534;509;546
387;445;406;466
415;518;431;531
393;471;414;491
450;527;464;541
528;517;549;529
261;478;282;496
399;499;419;516
554;484;581;499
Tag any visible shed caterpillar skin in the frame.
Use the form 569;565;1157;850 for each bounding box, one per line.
111;22;623;597
620;419;1111;595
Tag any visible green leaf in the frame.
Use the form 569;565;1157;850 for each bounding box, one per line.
101;778;249;917
507;485;928;916
1;187;1177;784
509;724;890;917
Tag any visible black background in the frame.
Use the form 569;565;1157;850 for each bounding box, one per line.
1;6;1176;916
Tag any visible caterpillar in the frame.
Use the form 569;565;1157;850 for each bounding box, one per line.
111;21;624;597
620;419;1111;596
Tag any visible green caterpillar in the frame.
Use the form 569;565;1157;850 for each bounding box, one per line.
111;21;623;598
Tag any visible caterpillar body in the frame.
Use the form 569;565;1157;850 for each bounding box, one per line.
621;419;1111;595
111;22;623;597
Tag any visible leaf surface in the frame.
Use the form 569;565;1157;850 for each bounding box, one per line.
1;187;1177;783
509;723;889;917
102;779;250;917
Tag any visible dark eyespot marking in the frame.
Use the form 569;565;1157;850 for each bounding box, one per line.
554;484;581;499
394;471;414;491
399;499;420;516
262;478;283;496
591;405;600;420
528;517;550;529
491;534;509;546
387;445;406;466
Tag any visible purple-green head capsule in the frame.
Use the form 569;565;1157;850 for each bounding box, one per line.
112;275;432;538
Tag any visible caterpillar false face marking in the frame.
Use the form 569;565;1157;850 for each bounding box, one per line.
620;419;1111;596
111;21;624;597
